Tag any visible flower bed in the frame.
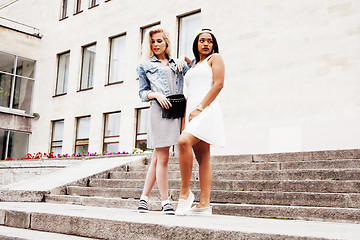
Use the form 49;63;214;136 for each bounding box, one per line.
1;148;145;161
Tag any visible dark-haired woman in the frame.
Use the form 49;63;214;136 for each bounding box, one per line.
175;29;226;216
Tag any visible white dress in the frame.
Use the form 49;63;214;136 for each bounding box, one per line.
183;55;226;147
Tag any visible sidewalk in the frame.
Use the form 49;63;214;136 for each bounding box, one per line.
0;202;359;239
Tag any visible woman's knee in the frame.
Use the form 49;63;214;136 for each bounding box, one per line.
178;135;191;150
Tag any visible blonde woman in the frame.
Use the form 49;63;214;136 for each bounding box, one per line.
136;26;189;214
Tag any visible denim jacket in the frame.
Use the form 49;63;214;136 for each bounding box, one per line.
137;55;189;102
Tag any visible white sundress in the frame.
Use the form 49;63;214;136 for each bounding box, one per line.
183;55;226;147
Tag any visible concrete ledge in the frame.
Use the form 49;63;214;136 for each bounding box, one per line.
0;156;146;202
110;169;360;181
45;195;360;223
0;226;95;240
0;190;48;202
0;202;359;239
253;149;360;162
89;179;360;193
4;210;30;229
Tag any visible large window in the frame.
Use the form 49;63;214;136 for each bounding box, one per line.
108;35;126;85
141;22;161;45
89;0;99;8
60;0;68;19
135;108;150;150
75;116;90;154
140;22;160;58
0;51;35;115
55;52;69;95
178;11;201;59
103;112;121;153
51;120;64;155
74;0;82;14
80;44;96;90
0;129;29;160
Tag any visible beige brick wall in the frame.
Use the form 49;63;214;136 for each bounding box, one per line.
1;0;359;155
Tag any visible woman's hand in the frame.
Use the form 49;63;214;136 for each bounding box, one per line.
189;109;201;122
155;92;172;109
176;56;186;72
176;56;191;72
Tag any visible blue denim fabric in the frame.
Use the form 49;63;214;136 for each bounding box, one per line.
137;55;189;102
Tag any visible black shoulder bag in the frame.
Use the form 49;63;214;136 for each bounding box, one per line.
162;94;186;119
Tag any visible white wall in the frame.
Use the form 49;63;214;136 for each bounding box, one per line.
1;0;360;155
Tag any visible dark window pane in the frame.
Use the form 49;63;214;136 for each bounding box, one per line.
0;52;16;74
0;73;12;108
12;77;34;114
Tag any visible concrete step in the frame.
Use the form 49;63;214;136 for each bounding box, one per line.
2;202;359;239
66;186;360;208
45;195;360;223
128;159;360;172
168;154;253;164
167;149;360;164
0;225;97;240
109;168;360;181
89;178;360;193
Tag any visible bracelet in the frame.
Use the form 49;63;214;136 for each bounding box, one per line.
196;104;204;112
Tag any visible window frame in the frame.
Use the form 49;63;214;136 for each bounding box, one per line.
79;43;96;92
135;107;150;150
0;50;36;116
89;0;99;9
102;111;121;153
106;33;126;86
50;119;64;154
74;115;91;154
74;0;83;15
54;51;70;97
139;22;161;60
60;0;69;20
0;128;29;160
176;10;201;58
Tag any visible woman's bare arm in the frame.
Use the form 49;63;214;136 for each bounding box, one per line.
188;53;225;122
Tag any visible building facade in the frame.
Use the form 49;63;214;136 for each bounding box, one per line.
0;0;359;158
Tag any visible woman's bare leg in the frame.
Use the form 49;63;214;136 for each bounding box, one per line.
141;150;157;197
155;146;171;200
177;132;200;199
193;141;211;207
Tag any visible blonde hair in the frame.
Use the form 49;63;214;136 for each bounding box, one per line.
141;26;171;59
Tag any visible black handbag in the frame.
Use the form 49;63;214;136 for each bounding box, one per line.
162;94;186;119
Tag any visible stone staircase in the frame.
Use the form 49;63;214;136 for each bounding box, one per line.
45;151;360;223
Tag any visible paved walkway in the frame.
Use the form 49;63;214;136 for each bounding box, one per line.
0;202;359;239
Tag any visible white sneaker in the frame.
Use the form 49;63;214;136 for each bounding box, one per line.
175;191;194;216
188;205;212;216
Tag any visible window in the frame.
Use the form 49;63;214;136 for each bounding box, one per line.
51;120;64;155
141;22;161;45
178;11;201;59
0;129;29;160
103;112;121;153
139;22;160;58
108;35;126;85
0;51;35;115
60;0;68;19
74;0;82;14
80;44;96;90
55;52;69;95
135;108;150;150
89;0;99;8
75;116;90;154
